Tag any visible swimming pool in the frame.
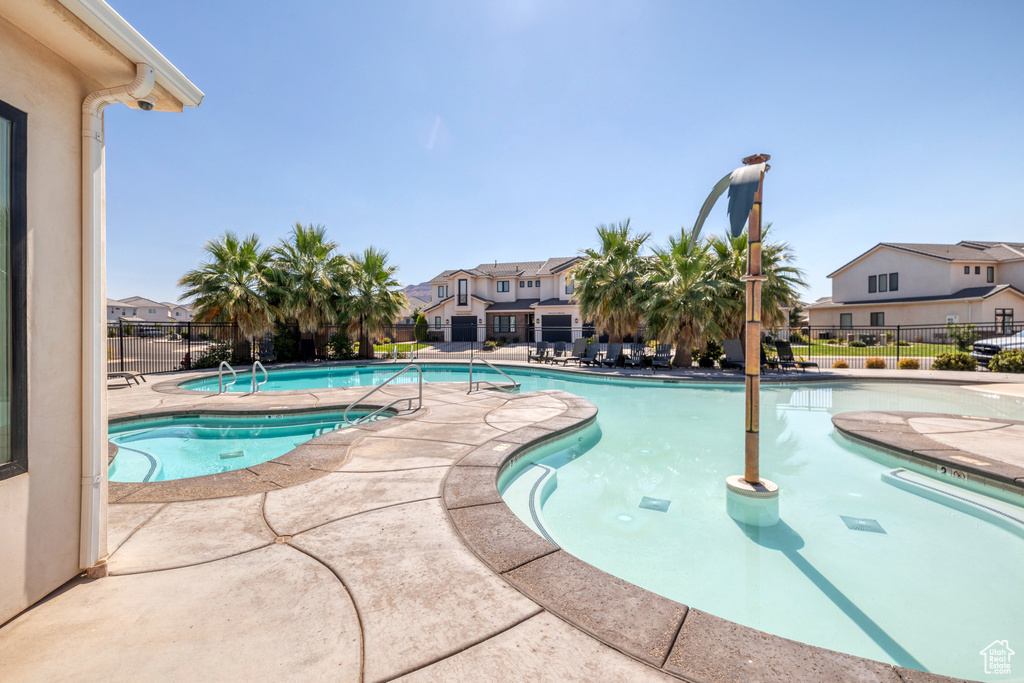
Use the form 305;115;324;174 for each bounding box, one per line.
180;363;1024;678
108;411;378;482
498;380;1024;681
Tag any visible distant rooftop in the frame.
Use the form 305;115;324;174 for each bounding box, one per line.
430;257;579;283
829;241;1024;277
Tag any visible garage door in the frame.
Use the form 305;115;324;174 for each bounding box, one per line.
451;316;477;342
541;315;572;343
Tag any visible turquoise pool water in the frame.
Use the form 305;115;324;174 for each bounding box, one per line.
108;411;377;482
179;363;1024;678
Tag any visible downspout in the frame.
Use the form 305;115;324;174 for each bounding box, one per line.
80;63;156;576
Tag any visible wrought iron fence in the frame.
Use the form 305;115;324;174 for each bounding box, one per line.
107;320;1020;375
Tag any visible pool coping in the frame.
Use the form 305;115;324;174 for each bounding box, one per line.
107;402;412;503
441;399;961;682
832;411;1024;497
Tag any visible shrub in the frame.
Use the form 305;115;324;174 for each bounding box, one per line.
482;340;498;351
107;326;117;338
832;360;849;369
512;336;520;343
990;349;1024;373
696;339;723;368
191;341;247;369
850;340;867;348
271;325;300;363
931;352;977;372
414;314;429;342
326;331;358;360
897;340;910;346
789;332;809;345
865;357;886;369
379;336;392;345
945;324;978;352
897;358;920;370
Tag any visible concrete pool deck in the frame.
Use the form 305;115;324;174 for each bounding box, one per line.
1;363;1021;681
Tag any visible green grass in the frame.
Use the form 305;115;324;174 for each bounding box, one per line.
786;340;961;358
372;342;429;353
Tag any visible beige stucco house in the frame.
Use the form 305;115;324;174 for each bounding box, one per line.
424;258;582;342
807;241;1024;330
0;0;201;623
106;295;193;323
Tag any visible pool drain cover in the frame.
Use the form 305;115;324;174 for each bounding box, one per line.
639;496;671;512
219;450;245;460
840;515;886;534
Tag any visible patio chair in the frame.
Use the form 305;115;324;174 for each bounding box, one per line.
546;341;567;364
257;339;277;363
761;344;781;372
107;371;145;387
599;342;623;368
650;343;673;372
578;341;603;366
557;338;588;365
623;342;649;369
774;340;819;372
528;341;549;363
721;339;744;370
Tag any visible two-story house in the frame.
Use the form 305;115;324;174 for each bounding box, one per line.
807;241;1024;329
423;258;581;342
107;296;194;324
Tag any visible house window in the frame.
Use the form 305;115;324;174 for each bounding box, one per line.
878;274;887;293
527;281;533;288
519;281;524;288
132;309;137;316
839;313;852;329
497;281;509;293
493;316;516;333
434;316;441;330
975;266;981;275
964;266;970;274
175;311;180;316
535;280;540;287
0;99;27;480
987;266;994;283
889;272;898;292
457;279;468;306
148;308;156;314
870;312;885;326
565;278;574;295
437;286;444;299
995;308;1014;334
868;275;876;293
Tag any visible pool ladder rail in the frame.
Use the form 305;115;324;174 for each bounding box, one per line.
343;364;424;425
217;361;237;394
468;357;520;393
251;361;269;394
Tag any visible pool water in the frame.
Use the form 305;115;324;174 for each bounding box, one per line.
498;381;1024;681
109;411;378;482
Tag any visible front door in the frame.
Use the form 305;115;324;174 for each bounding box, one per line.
541;315;572;343
451;316;476;342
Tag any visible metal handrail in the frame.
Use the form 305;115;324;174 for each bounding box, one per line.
251;361;269;393
218;361;237;394
343;364;423;425
468;357;519;393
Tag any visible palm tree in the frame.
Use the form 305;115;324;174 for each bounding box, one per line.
570;219;651;341
709;224;807;339
178;232;277;339
346;247;406;359
640;230;730;367
269;223;351;335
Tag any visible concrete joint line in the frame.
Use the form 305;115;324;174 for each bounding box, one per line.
286;495;443;538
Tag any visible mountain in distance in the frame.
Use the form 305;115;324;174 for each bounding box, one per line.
403;282;432;302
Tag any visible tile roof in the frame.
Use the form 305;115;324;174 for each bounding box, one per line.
814;284;1024;306
430;257;580;283
829;241;1024;277
485;299;540;312
119;296;166;307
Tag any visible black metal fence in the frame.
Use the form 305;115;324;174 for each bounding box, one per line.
107;320;1022;375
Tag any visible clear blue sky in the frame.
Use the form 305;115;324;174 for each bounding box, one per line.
104;0;1024;305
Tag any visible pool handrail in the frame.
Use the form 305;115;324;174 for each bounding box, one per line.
218;361;237;394
343;364;423;425
251;361;269;394
468;357;520;393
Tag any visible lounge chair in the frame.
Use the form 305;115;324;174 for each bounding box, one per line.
760;344;780;372
578;341;602;366
107;371;145;387
721;339;744;370
623;342;648;369
258;339;277;363
528;341;549;363
557;338;588;365
774;340;819;372
599;342;623;368
546;341;567;364
650;343;673;372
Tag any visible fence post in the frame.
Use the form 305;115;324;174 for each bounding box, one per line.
118;320;125;372
187;321;192;369
895;325;901;366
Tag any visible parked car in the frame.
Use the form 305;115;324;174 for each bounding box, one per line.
971;330;1024;367
137;327;167;338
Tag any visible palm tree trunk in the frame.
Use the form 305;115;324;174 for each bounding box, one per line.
359;316;372;359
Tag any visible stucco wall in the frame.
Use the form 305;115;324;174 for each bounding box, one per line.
0;15;96;623
807;301;978;328
831;247;951;302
